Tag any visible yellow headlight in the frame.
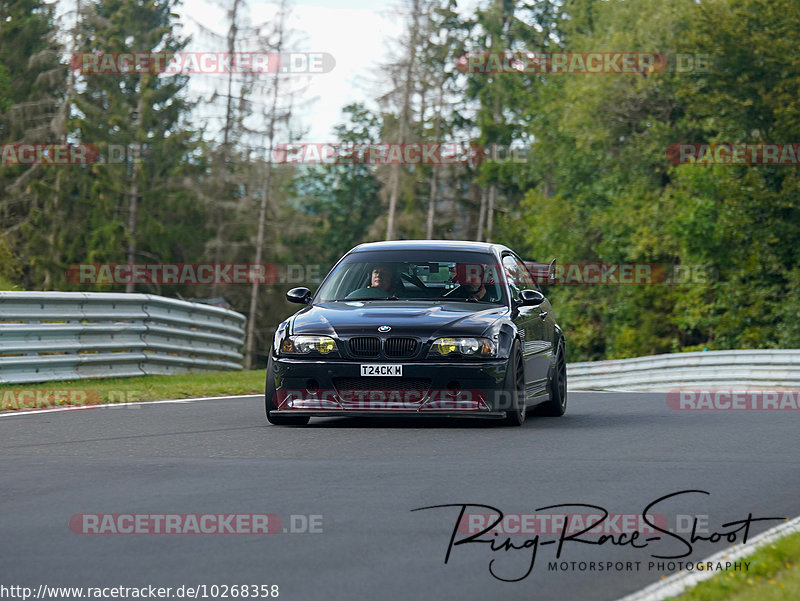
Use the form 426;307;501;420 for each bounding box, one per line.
434;338;458;355
430;337;496;357
316;337;335;354
280;335;337;355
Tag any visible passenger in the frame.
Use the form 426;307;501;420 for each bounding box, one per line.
446;263;487;301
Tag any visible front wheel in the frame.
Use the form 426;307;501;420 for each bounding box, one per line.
265;355;310;426
500;342;526;426
537;341;567;417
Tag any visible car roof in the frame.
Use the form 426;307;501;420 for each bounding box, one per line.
348;240;511;255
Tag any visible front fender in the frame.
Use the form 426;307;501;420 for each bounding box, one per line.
479;319;518;360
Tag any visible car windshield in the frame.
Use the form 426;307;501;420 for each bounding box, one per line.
314;250;508;304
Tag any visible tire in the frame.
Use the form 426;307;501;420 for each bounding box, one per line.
537;340;567;417
265;355;310;426
499;342;526;427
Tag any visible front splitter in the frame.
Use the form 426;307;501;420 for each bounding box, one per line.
268;410;507;419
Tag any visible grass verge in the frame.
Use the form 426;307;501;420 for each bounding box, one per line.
667;529;800;600
0;369;265;411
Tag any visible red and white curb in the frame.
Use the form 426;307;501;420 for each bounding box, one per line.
0;394;262;417
616;514;800;601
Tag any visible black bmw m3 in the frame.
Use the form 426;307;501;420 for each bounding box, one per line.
265;240;566;426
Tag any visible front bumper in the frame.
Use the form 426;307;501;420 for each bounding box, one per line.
269;357;511;418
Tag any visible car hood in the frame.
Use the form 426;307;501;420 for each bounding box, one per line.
290;300;508;339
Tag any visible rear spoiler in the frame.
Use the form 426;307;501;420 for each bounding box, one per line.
523;259;556;285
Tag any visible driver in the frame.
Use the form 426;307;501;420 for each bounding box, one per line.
370;263;397;294
345;263;403;299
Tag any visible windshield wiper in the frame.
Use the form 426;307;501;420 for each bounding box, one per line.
399;297;498;304
333;296;399;301
423;297;478;302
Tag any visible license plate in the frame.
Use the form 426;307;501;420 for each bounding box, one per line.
360;364;402;376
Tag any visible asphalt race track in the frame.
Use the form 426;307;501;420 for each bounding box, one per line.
2;392;799;601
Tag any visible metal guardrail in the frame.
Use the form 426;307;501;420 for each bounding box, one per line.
2;294;789;391
567;349;800;391
0;292;246;384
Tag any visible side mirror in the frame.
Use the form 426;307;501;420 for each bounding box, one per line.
518;289;545;307
286;287;312;304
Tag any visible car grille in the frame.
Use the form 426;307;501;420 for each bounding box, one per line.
385;337;418;358
333;377;431;394
349;336;381;357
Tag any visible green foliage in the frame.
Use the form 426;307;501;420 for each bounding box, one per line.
497;0;800;360
0;0;63;141
0;63;11;114
292;103;383;264
667;530;800;601
0;369;267;409
0;232;20;288
1;0;797;364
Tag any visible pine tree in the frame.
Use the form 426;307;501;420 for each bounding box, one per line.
0;0;67;289
72;0;202;292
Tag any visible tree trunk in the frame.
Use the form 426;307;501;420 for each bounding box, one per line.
385;0;420;240
125;94;145;293
486;143;499;242
244;0;286;369
212;0;241;298
426;78;444;239
426;166;438;239
476;186;488;241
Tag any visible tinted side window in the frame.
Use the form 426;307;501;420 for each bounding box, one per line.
512;255;536;289
502;255;521;301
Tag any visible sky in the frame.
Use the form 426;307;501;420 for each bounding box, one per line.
177;0;406;143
